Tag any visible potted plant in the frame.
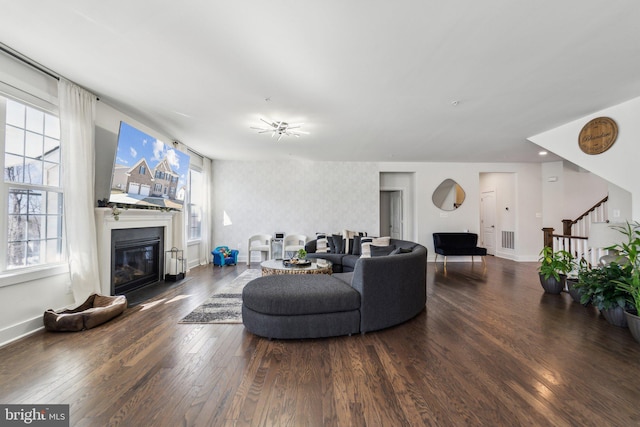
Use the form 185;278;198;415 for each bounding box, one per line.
611;221;640;341
574;261;633;327
538;246;574;294
567;257;588;304
296;248;307;260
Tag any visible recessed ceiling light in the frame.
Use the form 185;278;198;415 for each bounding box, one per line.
539;151;548;156
451;100;460;106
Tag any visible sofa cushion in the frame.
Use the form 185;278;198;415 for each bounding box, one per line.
371;244;396;257
341;255;360;271
342;229;367;254
242;275;360;316
390;247;413;255
361;236;391;258
331;234;345;254
315;233;330;253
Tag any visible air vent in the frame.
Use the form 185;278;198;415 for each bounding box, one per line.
502;231;515;249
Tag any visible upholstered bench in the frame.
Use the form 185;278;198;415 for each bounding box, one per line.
432;232;487;269
242;274;361;339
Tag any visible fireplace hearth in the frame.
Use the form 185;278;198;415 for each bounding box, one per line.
111;227;164;295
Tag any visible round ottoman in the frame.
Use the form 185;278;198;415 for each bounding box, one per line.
242;274;361;339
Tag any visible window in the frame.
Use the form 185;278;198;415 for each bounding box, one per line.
2;97;63;271
139;165;146;175
187;168;202;240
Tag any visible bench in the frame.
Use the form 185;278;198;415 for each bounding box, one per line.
432;232;487;269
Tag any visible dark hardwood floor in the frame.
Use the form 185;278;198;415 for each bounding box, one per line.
2;257;640;426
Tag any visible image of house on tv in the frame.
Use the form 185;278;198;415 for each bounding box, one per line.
112;157;181;199
109;121;190;209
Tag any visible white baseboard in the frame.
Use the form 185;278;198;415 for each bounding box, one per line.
0;315;44;349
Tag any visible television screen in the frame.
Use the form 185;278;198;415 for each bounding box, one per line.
109;121;190;210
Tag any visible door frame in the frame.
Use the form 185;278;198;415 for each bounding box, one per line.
480;189;497;255
380;187;405;240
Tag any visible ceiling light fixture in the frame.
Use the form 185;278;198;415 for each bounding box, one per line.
251;118;308;142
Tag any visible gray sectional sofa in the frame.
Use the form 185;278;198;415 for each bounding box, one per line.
242;238;427;339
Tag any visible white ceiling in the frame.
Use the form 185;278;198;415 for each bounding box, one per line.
1;1;639;163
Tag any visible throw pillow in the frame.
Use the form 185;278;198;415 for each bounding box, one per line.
360;236;391;258
371;244;396;257
331;234;345;254
316;233;329;253
390;247;413;255
342;229;368;254
352;236;364;256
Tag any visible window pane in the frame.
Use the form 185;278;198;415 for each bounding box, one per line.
25;107;44;133
25;131;43;158
28;215;44;240
47;191;62;214
46;239;63;263
4;154;23;182
6;100;25;127
44;114;60;139
5;126;25;155
9;188;29;214
26;190;43;214
27;240;42;265
43;162;60;186
7;214;27;240
43;138;60;161
7;242;26;269
23;159;43;185
47;215;62;239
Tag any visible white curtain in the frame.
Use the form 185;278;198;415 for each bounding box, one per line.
199;157;213;265
58;79;101;302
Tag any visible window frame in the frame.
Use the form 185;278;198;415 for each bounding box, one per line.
0;92;67;286
187;166;203;243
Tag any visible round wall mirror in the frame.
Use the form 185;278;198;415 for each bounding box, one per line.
432;179;465;211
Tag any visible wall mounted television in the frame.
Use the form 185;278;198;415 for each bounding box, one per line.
109;121;190;210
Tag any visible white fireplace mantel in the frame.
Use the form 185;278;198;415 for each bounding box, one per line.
95;208;177;295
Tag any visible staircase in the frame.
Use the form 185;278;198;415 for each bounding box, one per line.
542;196;608;266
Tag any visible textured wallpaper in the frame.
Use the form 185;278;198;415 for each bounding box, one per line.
212;160;379;262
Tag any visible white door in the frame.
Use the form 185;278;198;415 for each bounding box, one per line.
481;191;496;255
140;184;151;196
128;182;140;195
390;191;403;239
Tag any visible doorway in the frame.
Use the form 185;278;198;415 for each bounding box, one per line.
380;190;403;239
480;190;496;255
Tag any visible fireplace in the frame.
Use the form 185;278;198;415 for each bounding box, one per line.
111;227;164;295
95;208;176;296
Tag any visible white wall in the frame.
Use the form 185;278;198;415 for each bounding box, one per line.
212;160;546;264
530;96;640;221
212;160;379;263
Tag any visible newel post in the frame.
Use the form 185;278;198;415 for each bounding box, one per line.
542;227;554;249
562;220;573;236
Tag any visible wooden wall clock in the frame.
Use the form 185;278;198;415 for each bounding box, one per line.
578;117;618;155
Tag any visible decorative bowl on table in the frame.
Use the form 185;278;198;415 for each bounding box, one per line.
283;258;312;267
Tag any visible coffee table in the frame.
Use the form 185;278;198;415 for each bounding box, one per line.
261;259;333;276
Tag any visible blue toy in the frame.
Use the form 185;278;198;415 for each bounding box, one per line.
212;246;239;267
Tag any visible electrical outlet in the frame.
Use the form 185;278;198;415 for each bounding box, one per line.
613;209;621;218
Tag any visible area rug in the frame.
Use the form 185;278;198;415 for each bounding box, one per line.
179;269;262;324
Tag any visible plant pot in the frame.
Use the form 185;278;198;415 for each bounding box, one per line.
566;278;582;303
625;311;640;343
539;273;566;294
600;306;628;328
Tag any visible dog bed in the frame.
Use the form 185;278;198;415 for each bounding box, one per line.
43;293;127;332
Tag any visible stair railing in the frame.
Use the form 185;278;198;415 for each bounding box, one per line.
542;195;609;267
